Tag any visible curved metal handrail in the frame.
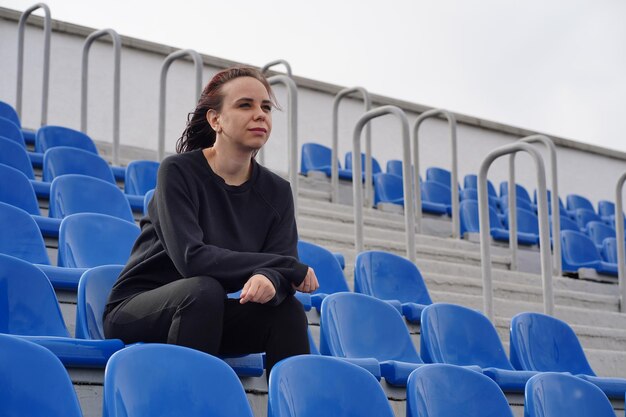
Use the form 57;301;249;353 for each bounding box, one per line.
157;49;203;162
261;59;293;77
81;29;121;164
16;2;51;125
331;87;372;204
353;106;415;262
267;75;299;218
478;142;552;321
510;135;561;275
616;172;626;312
412;109;459;237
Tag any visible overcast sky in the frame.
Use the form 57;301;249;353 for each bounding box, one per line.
6;0;626;152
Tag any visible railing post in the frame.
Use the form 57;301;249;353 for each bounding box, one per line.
507;155;518;270
478;142;552;321
81;29;122;164
157;49;203;162
616;173;626;312
331;87;372;204
514;135;562;276
267;75;299;219
353;106;415;262
16;2;51;125
412;109;459;237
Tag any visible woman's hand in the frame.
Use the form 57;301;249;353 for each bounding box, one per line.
294;267;319;293
240;274;276;304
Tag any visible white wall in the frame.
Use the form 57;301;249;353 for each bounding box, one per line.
1;10;625;207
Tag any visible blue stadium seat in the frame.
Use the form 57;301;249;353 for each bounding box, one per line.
533;189;566;216
525;372;615;417
0;163;59;236
297;240;349;311
553;214;580;234
43;146;115;183
499;195;535;213
406;363;514;417
144;188;155;215
0;137;49;197
510;312;626;398
586;221;616;250
125;159;159;195
386;159;403;177
0;100;37;144
354;250;432;323
426;166;461;192
459;199;517;243
374;172;405;206
320;292;426;385
464;174;498;199
36;125;99;154
103;344;255;417
600;237;624;264
0;253;123;366
566;193;595;217
499;181;532;204
49;174;135;223
268;355;394;417
0;202;85;289
597;200;616;222
344;151;382;182
0;334;84;417
421;180;453;216
76;265;264;377
500;207;541;246
0;116;42;167
560;230;617;276
574;208;602;232
58;213;140;268
420;303;537;392
300;142;353;179
460;188;499;211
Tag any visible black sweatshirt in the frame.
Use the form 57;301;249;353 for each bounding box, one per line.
105;149;309;311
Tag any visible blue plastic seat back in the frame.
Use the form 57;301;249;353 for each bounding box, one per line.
49;174;134;222
36;125;98;154
125;160;159;195
566;193;595;213
464;174;497;197
297;240;349;294
460;188;499;211
344;151;382;175
422;180;452;205
0;116;26;147
586;221;616;247
0;163;40;215
43;146;115;183
58;213;140;268
386;159;403;177
103;343;254;417
597;200;615;218
420;303;514;370
0;202;50;265
268;355;394;417
525;372;614;417
575;208;601;230
0;334;83;417
600;238;620;264
499;182;532;203
500;195;534;213
0;101;21;126
509;312;595;375
76;265;124;339
0;254;69;337
144;188;155;216
502;207;539;235
300;142;336;174
354;250;432;305
0;136;35;179
374;172;404;205
319;292;422;363
425;166;457;189
561;230;601;265
459;200;503;235
533;189;565;214
407;363;514;417
556;215;580;233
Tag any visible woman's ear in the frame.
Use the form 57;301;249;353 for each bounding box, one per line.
207;109;221;133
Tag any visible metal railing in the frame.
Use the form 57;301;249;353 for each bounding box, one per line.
353;106;415;262
616;172;626;312
267;75;299;218
412;109;459;237
16;2;51;125
478;142;553;321
510;135;561;275
331;87;372;204
157;49;203;162
261;59;293;78
81;29;121;164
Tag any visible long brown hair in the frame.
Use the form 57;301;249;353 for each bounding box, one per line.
176;66;277;153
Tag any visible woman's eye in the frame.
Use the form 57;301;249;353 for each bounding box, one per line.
239;103;251;108
262;105;272;112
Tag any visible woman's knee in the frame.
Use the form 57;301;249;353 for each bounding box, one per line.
272;295;308;333
177;276;226;306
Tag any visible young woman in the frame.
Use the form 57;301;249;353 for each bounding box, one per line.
103;66;319;375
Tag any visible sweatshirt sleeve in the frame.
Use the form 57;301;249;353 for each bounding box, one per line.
152;159;308;292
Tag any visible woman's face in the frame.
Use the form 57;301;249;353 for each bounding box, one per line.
208;76;273;152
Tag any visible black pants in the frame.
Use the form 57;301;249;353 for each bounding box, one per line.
103;276;309;375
